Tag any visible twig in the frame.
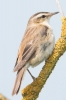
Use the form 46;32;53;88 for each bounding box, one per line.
56;0;64;16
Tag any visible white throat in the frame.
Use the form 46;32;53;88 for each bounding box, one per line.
41;19;52;29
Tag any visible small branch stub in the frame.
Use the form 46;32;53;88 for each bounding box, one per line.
56;0;64;16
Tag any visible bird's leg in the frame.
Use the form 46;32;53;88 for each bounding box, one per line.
27;69;36;80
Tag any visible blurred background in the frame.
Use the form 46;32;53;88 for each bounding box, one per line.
0;0;66;100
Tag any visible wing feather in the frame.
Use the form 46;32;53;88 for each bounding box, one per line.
13;25;48;72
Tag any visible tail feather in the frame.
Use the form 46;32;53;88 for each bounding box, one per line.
12;67;26;96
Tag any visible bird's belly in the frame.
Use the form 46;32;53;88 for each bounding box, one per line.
29;34;55;67
30;44;54;67
42;42;54;60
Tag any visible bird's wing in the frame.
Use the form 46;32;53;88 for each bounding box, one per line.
13;25;48;72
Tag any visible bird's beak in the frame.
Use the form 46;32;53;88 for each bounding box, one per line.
49;12;59;16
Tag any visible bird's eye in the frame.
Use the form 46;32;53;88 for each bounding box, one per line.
41;15;46;18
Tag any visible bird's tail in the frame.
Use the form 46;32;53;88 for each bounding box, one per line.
12;67;26;96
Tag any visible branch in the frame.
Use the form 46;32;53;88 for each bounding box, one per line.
0;94;9;100
21;1;66;100
21;17;66;100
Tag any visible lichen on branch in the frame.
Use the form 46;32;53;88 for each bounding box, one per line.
21;17;66;100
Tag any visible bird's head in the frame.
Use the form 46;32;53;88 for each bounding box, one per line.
28;12;59;26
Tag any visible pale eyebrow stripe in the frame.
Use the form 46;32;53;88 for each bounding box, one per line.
30;12;49;19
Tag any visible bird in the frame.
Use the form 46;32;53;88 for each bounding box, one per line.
12;11;59;95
